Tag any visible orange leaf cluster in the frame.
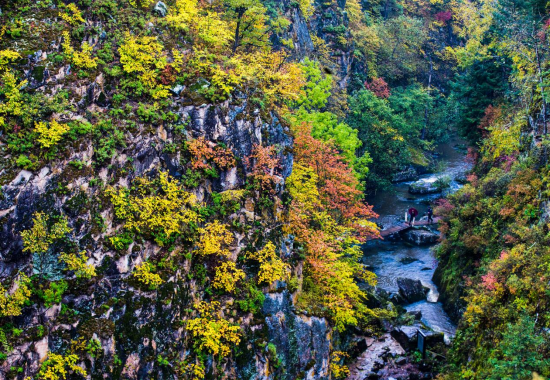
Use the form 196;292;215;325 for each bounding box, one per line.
187;137;236;171
293;123;378;237
245;144;281;193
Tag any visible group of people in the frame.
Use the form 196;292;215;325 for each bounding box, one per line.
406;206;434;226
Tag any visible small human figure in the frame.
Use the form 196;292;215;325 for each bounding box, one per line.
408;207;418;226
427;206;434;224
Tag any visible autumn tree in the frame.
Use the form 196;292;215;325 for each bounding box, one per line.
285;123;380;330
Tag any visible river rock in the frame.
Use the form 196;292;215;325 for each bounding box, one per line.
392;168;419;183
408;181;442;194
407;310;422;320
403;229;439;245
396;278;429;303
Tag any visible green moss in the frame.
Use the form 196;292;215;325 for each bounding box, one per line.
407;146;430;167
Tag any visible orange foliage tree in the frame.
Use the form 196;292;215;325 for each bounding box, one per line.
292;123;378;237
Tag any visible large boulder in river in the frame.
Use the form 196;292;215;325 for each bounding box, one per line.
403;229;439;245
409;181;442;194
396;278;429;303
392;324;445;350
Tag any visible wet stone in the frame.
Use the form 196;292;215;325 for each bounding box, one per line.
392;168;419;183
403;229;439;245
396;278;429;304
399;256;419;265
408;181;442;195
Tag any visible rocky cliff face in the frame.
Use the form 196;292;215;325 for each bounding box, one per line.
0;91;335;378
0;0;376;377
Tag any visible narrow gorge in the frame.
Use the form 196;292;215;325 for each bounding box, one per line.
1;0;550;380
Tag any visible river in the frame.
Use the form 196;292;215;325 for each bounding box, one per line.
363;137;471;343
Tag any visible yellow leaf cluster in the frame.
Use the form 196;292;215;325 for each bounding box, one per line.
118;33;170;99
178;361;206;380
298;0;314;20
483;121;521;160
165;0;304;105
60;3;85;26
330;351;350;379
129;0;154;8
166;0;234;49
133;262;164;289
212;261;245;293
219;189;246;203
447;0;496;67
190;49;304;105
248;242;290;285
21;212;71;255
0;49;21;71
62;31;97;69
108;171;199;245
59;251;96;279
166;0;198;31
186;301;241;357
0;274;31;318
196;221;233;257
34;119;70;148
38;352;87;380
0;70;26;128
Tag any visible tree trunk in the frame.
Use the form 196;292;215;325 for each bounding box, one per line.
232;8;245;53
535;44;547;134
421;57;433;140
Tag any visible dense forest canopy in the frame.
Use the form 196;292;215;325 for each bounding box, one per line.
1;0;550;378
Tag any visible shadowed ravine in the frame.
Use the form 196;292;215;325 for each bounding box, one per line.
364;136;472;343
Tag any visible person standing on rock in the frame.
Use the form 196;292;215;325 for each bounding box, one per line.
408;207;418;226
427;206;434;224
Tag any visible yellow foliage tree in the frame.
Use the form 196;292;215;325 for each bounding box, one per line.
212;261;245;293
248;241;289;285
21;212;71;256
196;221;233;257
132;262;164;289
298;0;314;20
186;301;241;357
0;70;26;128
129;0;154;8
330;351;350;379
34;120;70;148
118;33;170;98
446;0;496;68
166;0;304;106
60;3;85;26
167;0;232;49
108;171;200;245
0;274;31;318
0;49;21;71
62;32;97;69
59;251;96;279
38;352;87;380
482;115;522;160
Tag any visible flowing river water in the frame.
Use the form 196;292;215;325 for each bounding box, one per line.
363;137;471;342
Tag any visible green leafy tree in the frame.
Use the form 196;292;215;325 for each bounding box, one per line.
347;89;409;189
485;316;550;380
375;15;427;83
